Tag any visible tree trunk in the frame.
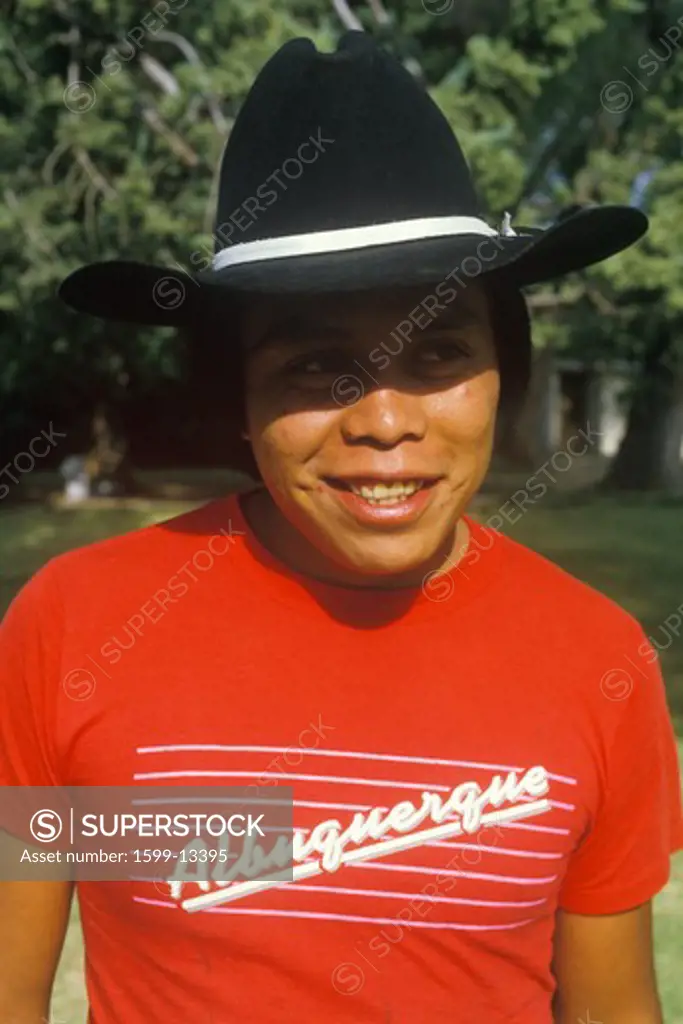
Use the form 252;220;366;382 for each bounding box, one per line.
85;403;138;495
496;347;557;468
607;330;683;492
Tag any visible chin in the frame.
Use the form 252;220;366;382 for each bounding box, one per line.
330;534;441;580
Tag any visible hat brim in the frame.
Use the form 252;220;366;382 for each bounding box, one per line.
57;205;647;325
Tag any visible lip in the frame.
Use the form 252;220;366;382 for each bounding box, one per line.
322;476;441;527
327;474;441;486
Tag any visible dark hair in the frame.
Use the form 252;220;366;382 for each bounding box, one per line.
184;281;532;482
484;280;532;424
181;294;258;479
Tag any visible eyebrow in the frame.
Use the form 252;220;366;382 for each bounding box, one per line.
248;302;482;353
418;306;480;332
248;315;351;353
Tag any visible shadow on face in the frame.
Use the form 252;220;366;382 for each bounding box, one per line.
239;282;500;584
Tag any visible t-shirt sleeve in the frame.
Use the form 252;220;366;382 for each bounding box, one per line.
0;561;64;788
558;635;683;914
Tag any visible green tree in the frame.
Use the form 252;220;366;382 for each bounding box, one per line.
0;0;332;466
2;0;682;489
410;0;683;488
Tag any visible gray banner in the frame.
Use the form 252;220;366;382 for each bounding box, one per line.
0;785;293;883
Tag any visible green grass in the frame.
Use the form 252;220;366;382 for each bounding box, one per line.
0;501;196;617
1;494;682;1021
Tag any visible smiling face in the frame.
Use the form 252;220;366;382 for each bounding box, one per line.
239;283;500;586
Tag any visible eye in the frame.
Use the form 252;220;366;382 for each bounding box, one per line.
284;349;347;384
288;355;326;374
416;338;472;373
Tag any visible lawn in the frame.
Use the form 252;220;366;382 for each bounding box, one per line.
1;492;682;1022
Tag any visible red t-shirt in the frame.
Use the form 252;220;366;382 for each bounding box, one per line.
1;490;682;1023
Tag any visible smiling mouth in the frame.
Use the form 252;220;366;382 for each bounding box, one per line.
324;478;440;506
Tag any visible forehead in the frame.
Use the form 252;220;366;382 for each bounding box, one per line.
240;281;490;349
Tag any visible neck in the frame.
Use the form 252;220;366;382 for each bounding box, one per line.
240;486;471;590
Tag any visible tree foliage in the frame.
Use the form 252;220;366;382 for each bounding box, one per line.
1;0;682;483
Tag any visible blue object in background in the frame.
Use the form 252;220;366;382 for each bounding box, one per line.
629;167;656;209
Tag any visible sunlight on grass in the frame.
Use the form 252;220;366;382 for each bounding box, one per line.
655;849;683;1023
0;502;197;615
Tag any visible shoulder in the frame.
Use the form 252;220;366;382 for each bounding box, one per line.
7;495;244;621
57;495;237;569
477;528;669;737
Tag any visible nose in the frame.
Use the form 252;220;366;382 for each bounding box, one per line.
340;386;428;448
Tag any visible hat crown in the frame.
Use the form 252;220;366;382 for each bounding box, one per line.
212;32;481;253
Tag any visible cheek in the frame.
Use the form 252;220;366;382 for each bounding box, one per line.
252;408;336;473
429;371;500;441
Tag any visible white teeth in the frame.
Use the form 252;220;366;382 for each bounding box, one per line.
348;480;424;504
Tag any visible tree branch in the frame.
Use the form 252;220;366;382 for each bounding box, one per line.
141;105;200;167
366;0;391;25
340;0;426;85
83;181;100;252
4;188;59;259
151;30;228;134
585;284;619;317
64;157;87;201
203;154;223;235
139;53;180;96
42;142;72;186
524;288;584;310
331;0;364;31
56;20;82;91
74;148;118;200
6;29;38;83
152;29;201;64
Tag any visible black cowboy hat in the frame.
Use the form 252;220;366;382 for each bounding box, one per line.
58;31;648;327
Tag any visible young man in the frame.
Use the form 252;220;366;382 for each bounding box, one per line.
1;30;682;1024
